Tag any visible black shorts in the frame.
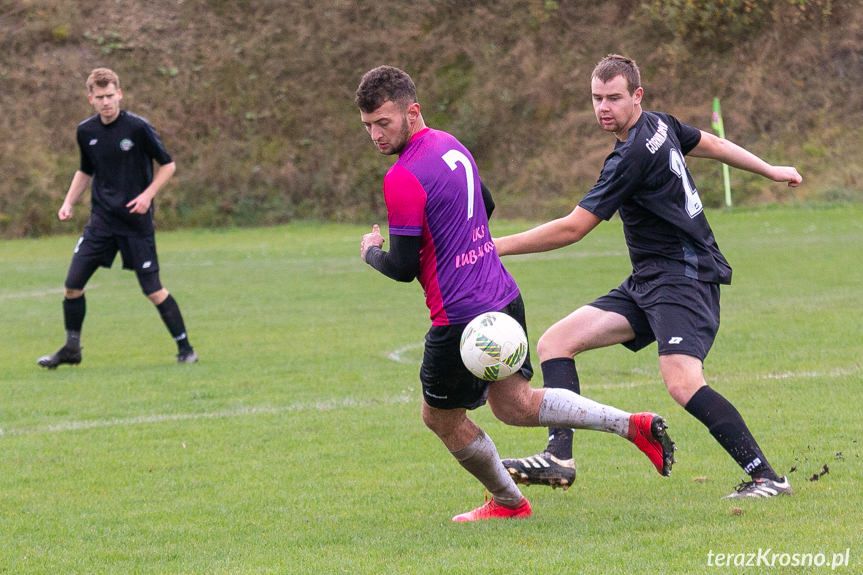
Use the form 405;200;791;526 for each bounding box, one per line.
419;294;534;410
65;226;161;291
589;275;721;361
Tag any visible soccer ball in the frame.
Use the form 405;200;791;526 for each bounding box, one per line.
459;311;528;381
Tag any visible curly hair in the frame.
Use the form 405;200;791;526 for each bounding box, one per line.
354;66;417;113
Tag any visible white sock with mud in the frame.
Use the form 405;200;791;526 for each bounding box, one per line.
451;430;523;507
539;388;631;437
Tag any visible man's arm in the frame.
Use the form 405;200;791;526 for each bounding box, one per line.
360;224;421;282
127;161;177;214
689;131;802;186
481;181;495;219
58;170;93;221
494;205;602;257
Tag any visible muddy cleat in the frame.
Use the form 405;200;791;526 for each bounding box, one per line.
37;345;82;369
176;349;198;364
628;412;675;476
452;497;532;522
502;451;576;490
722;476;793;499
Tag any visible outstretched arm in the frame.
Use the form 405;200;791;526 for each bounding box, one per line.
494;205;602;257
689;131;802;187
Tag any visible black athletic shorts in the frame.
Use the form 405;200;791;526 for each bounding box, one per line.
419;294;534;411
65;226;161;290
589;275;721;361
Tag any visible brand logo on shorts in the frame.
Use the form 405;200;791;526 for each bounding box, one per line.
120;138;134;151
142;261;152;269
668;337;683;344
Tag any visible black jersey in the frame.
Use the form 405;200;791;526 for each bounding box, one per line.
579;111;732;285
76;110;172;236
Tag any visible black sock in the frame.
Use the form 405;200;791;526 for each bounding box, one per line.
156;294;192;352
63;296;85;347
684;386;779;481
540;358;580;460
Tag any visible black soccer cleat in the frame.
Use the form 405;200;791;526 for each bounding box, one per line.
37;345;82;369
722;476;793;499
502;451;576;490
176;349;199;364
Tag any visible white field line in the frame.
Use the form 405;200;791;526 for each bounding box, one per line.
387;342;425;363
0;287;66;300
386;342;861;389
0;394;414;437
2;362;856;438
0;283;101;301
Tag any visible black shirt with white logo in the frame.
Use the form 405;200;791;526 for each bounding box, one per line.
77;110;172;236
579;111;732;285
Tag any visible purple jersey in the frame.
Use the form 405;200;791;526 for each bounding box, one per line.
383;128;519;325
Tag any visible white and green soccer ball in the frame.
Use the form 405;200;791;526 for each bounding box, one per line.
459;311;528;381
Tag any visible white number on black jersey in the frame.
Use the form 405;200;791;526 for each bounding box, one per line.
669;147;703;218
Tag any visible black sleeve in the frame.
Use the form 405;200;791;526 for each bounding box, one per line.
481;181;495;219
364;233;421;282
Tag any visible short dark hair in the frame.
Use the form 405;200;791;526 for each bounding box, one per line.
592;54;641;94
355;66;417;113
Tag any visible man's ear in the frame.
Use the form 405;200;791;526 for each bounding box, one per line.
407;102;420;121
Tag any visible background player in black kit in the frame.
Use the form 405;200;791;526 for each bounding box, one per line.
38;68;197;368
495;54;802;499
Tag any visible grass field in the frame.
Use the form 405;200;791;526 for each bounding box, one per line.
1;204;861;574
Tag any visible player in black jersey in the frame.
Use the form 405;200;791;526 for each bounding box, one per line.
495;54;802;499
38;68;197;368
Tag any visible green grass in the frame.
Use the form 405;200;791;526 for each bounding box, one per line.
1;204;861;574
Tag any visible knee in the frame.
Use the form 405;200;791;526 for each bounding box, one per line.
64;288;84;299
487;400;515;425
147;288;169;306
487;385;539;426
664;378;704;406
421;408;436;432
535;333;554;361
536;330;573;361
660;355;706;406
421;406;447;436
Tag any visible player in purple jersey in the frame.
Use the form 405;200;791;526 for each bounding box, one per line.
356;65;676;522
37;68;197;369
496;54;802;499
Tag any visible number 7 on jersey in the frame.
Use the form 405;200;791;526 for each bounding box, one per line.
442;149;475;220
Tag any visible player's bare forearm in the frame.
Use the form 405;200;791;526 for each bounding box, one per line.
495;206;601;256
692;131;803;186
127;161;176;213
59;171;91;220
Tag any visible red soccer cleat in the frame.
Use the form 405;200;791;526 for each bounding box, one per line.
628;412;676;476
452;497;532;522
